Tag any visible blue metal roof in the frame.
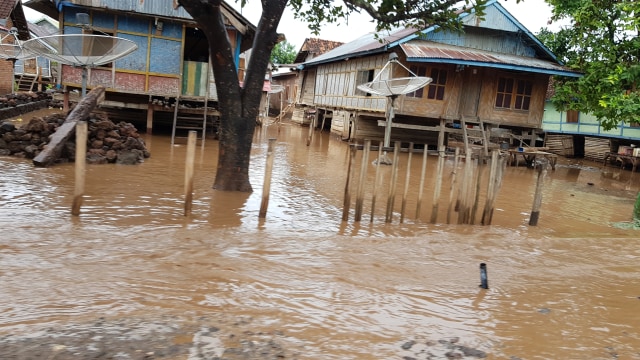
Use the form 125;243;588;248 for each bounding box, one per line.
401;40;581;77
302;0;571;73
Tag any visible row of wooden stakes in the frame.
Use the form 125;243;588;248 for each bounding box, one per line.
341;140;547;226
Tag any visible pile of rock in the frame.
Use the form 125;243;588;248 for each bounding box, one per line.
0;92;61;121
0;112;150;165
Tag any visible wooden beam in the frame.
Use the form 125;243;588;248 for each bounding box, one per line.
33;86;106;167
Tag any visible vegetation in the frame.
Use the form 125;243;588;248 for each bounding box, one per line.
270;40;297;65
178;0;488;192
634;192;640;223
540;0;640;130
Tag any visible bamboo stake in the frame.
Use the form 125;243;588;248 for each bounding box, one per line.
400;142;414;223
342;144;357;222
183;131;197;216
430;145;446;223
415;143;429;220
529;162;548;226
370;141;384;222
354;140;371;221
385;142;401;223
446;147;461;224
71;121;87;216
259;138;277;218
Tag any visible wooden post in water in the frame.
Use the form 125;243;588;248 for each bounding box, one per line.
430;145;446;223
483;152;507;226
342;144;357;222
146;104;154;135
385;142;401;223
529;162;547;226
306;111;316;146
183;131;197;216
415;143;429;220
446;147;461;224
354;140;371;221
481;150;499;225
400;143;414;223
259;138;277;218
470;158;484;225
71;121;87;216
370;141;384;222
457;152;473;224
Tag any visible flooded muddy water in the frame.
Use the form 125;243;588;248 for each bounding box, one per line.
1;112;640;359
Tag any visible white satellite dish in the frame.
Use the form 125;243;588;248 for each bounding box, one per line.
23;34;138;96
357;53;432;164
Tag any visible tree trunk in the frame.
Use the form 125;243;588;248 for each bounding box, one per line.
32;86;105;167
180;0;287;192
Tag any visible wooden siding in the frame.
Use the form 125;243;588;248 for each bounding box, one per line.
312;54;388;111
425;28;536;58
300;68;317;105
476;69;548;127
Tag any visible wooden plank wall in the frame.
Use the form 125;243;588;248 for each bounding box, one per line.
584;136;611;162
544;134;574;156
312;54;387;111
477;69;549;127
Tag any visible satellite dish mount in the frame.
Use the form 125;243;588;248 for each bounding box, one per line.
356;52;432;164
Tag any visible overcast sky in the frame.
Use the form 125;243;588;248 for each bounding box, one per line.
229;0;567;49
23;0;567;50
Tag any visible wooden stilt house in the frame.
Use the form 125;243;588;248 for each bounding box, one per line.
295;0;581;150
25;0;256;136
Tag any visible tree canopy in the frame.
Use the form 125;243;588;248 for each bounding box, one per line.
270;40;297;65
541;0;640;130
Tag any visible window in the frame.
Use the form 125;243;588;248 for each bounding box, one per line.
427;68;447;100
495;77;533;110
566;110;579;123
406;65;447;100
407;65;427;98
356;69;375;96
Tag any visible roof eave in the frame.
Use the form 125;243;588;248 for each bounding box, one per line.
301;47;390;68
406;57;582;77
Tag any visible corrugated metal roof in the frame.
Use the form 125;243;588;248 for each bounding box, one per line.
57;0;193;20
304;27;418;66
25;0;255;35
302;0;564;70
401;40;581;77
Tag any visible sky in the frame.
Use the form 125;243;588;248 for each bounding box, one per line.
22;0;566;51
229;0;567;50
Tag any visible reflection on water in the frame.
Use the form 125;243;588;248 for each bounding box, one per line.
1;119;640;358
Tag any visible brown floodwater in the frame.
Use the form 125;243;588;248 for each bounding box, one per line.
1;111;640;359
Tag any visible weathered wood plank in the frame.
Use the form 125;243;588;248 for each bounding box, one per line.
33;86;106;167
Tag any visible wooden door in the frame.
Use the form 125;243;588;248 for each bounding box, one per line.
458;70;482;120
